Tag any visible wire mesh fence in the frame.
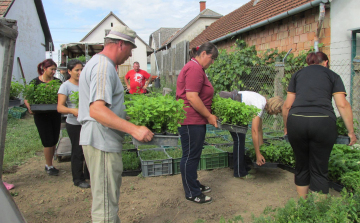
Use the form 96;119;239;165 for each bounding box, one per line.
236;59;359;134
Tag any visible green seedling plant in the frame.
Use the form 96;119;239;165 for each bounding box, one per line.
140;149;168;160
24;80;61;104
201;146;222;155
253;191;360;222
212;95;260;126
205;137;231;144
217;145;233;153
122;151;140;171
122;143;135;150
206;132;217;138
69;91;79;108
336;116;358;136
9;80;24;99
125;94;186;134
165;147;183;159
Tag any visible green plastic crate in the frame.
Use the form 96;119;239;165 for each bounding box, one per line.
8;106;27;119
200;146;228;170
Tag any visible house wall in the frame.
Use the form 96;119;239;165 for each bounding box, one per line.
216;7;330;57
172;17;219;46
330;0;360;61
330;0;360;105
81;15;147;78
5;0;46;83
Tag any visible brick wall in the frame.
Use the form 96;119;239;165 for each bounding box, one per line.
216;7;331;57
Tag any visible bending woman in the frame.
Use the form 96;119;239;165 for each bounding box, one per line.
24;59;62;176
282;52;357;198
57;59;90;188
176;42;218;204
219;91;283;179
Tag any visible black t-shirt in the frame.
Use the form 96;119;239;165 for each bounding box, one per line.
30;76;62;86
287;65;346;121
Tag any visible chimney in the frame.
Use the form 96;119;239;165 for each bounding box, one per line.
200;1;206;12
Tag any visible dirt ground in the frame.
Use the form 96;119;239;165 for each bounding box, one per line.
3;154;340;223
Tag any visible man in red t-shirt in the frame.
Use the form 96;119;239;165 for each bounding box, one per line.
124;62;152;94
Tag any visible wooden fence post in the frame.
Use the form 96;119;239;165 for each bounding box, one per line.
0;18;18;178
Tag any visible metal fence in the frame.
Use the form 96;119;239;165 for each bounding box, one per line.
238;59;359;134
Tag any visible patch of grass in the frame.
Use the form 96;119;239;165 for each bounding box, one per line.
3;115;42;172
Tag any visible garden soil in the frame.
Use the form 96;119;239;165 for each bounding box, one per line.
3;155;339;223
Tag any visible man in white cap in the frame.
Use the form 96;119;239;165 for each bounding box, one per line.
78;25;154;223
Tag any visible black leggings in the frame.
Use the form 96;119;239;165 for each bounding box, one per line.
66;123;90;185
287;114;337;194
34;112;61;147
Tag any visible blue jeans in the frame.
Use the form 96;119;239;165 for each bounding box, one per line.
178;125;206;198
230;132;250;177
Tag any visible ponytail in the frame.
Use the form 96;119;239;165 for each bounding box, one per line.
190;42;218;60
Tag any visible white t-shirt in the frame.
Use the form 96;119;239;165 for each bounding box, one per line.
238;91;266;117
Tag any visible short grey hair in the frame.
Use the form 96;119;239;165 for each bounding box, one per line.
104;38;121;46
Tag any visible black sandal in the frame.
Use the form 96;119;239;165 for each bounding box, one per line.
186;193;212;204
200;184;211;193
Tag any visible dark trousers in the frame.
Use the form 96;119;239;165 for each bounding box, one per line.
287;114;337;194
66;123;90;185
230;132;250;177
34;112;61;147
178;125;206;198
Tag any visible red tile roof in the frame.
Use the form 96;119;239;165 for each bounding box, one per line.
0;0;13;17
190;0;314;48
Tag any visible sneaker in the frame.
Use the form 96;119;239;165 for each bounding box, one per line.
45;166;59;176
76;181;90;188
186;193;212;204
200;184;211;193
238;174;255;179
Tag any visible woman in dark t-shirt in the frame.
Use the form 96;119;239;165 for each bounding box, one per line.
282;52;357;199
176;42;218;204
24;59;62;176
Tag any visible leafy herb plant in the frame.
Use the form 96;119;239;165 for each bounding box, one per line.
336;116;358;136
23;80;61;104
139;149;168;160
165;147;183;159
205;137;231;145
212;95;260;126
69;91;79;108
9;81;24;99
201;146;222;155
125;94;186;134
122;151;140;171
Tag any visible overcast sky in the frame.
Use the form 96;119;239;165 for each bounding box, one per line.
43;0;249;58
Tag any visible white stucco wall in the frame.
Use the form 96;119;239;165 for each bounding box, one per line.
5;0;46;83
330;0;360;103
172;17;218;46
81;15;147;74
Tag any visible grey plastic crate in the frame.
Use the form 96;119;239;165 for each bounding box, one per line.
138;148;172;177
132;134;180;146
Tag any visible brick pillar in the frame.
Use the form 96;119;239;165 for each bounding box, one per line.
352;56;360;133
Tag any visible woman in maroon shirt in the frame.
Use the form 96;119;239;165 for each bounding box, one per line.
176;42;218;204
